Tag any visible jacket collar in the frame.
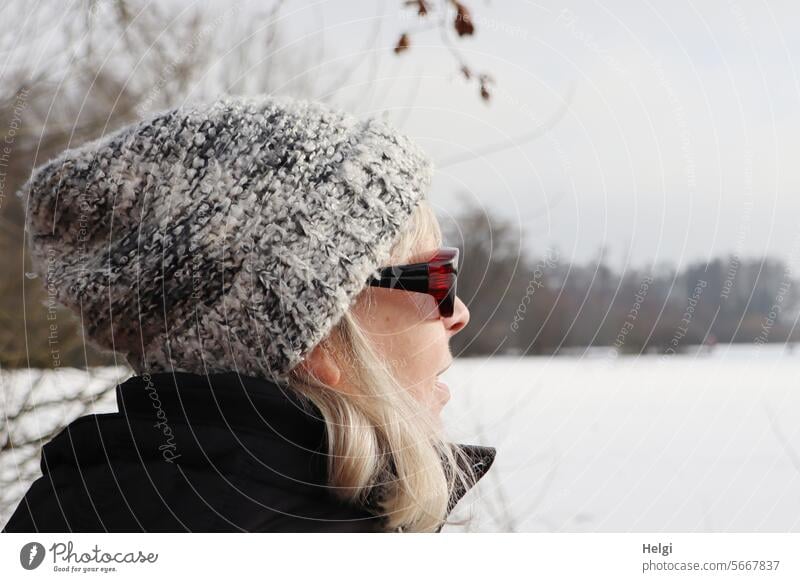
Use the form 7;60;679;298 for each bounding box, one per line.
115;371;496;521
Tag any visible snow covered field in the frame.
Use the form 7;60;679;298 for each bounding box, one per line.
3;344;799;532
442;344;800;531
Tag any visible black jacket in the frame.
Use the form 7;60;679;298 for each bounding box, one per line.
3;371;495;532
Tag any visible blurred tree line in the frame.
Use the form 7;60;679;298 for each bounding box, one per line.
445;199;800;357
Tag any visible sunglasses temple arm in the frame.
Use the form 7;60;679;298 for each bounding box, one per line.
368;264;429;292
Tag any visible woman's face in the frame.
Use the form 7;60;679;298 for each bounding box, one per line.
349;234;471;419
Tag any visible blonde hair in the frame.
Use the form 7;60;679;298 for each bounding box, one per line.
286;199;478;532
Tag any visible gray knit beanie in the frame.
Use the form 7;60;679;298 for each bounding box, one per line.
21;95;432;382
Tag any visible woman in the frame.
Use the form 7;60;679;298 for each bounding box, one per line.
3;96;496;533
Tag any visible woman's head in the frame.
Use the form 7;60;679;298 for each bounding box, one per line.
22;95;436;384
22;94;478;532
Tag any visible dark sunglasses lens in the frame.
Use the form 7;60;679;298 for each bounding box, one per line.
438;275;456;317
429;251;457;318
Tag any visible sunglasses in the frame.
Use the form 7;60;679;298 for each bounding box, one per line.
366;247;459;318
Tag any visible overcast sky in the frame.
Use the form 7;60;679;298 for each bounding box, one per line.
270;0;800;272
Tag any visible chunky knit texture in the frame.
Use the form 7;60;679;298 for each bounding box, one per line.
21;95;432;382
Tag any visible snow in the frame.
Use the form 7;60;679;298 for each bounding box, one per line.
441;343;800;531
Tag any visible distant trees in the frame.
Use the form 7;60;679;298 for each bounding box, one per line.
445;200;800;357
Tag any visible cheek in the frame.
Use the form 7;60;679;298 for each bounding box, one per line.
352;290;446;391
404;292;440;321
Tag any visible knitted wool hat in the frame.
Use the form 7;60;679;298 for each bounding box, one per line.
21;95;433;382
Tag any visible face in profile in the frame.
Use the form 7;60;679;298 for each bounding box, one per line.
349;232;470;418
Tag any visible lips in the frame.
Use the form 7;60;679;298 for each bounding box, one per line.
434;360;453;407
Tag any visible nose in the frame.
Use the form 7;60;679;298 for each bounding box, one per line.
443;295;470;336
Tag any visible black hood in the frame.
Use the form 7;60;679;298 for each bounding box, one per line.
4;371;496;532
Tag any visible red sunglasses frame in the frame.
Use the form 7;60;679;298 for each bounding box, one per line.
366;247;459;318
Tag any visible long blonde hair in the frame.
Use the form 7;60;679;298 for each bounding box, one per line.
286;199;478;532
